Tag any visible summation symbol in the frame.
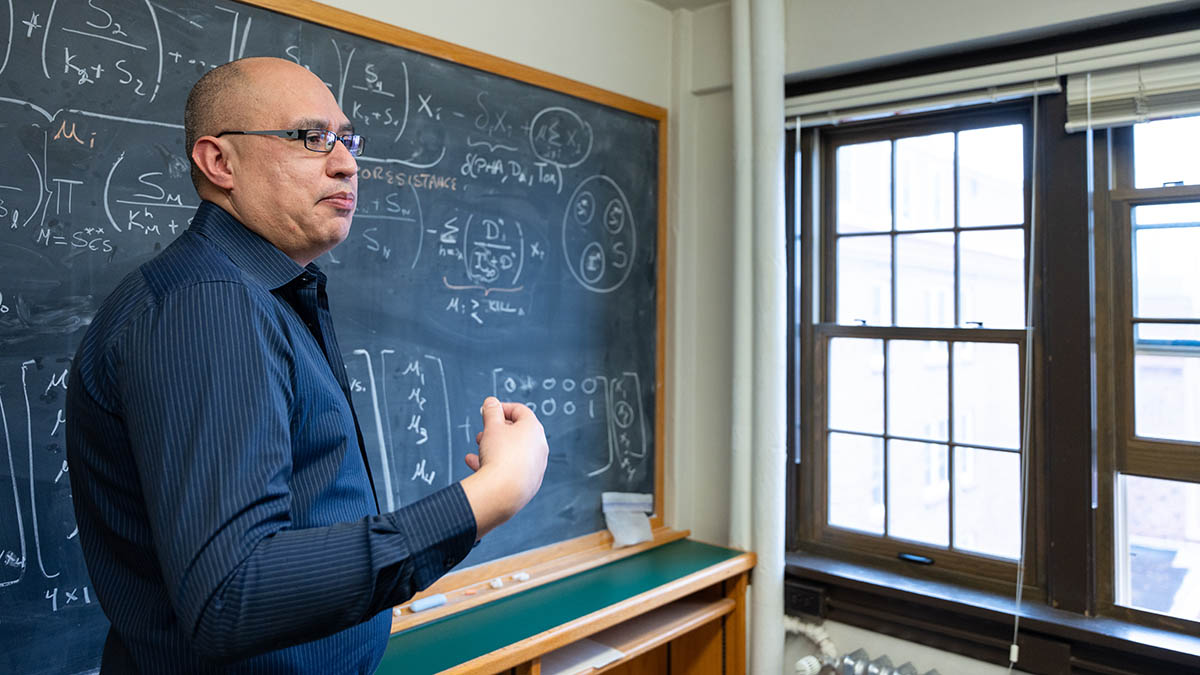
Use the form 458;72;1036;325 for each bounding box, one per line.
529;106;593;169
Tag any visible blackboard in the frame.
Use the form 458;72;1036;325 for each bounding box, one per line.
0;1;664;672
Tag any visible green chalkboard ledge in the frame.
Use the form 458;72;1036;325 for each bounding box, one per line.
378;538;756;675
389;528;692;634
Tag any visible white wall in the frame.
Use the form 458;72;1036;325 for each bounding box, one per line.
785;0;1193;78
338;0;673;107
669;2;736;547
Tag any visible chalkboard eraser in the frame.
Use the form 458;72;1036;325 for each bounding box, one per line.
410;593;448;613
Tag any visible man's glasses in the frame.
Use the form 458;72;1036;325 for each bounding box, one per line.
216;129;366;156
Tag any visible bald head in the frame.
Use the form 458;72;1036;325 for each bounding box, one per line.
184;57;332;192
183;57;357;265
185;60;244;191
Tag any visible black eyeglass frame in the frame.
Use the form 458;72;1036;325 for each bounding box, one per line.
216;129;366;156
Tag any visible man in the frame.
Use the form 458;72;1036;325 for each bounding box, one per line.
65;57;548;673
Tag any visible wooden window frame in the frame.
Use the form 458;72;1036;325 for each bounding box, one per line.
792;102;1043;594
787;92;1200;672
1092;124;1200;635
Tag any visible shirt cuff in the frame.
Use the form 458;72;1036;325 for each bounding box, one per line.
383;483;477;591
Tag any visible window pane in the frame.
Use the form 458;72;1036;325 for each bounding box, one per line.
1132;202;1200;226
837;141;892;233
887;340;948;441
958;124;1024;227
829;432;884;534
1134;352;1200;443
1117;475;1200;622
953;342;1020;449
1132;219;1200;320
1136;323;1200;344
959;229;1025;329
888;440;949;546
953;446;1020;558
1134;116;1200;189
896;233;954;327
896;133;954;231
837;235;891;325
829;338;883;434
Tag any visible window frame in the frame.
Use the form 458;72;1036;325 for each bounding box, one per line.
787;91;1200;671
792;102;1044;593
1093;124;1200;634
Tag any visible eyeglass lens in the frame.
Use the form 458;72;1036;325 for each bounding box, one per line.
303;130;364;156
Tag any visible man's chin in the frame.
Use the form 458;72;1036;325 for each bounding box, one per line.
328;219;353;246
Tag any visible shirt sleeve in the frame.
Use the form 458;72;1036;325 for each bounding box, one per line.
117;281;476;663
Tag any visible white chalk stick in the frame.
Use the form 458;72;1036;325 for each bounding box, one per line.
410;594;447;612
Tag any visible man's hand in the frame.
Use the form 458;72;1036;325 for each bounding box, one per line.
460;396;549;538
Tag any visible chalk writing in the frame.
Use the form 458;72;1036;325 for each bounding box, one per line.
2;549;26;570
358;166;457;191
528;106;593;169
348;350;453;509
562;175;636;293
491;368;648;483
44;584;92;612
43;0;164;101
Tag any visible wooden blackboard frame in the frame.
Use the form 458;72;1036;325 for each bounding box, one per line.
237;0;673;630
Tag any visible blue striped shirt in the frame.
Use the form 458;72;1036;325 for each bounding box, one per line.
66;201;476;673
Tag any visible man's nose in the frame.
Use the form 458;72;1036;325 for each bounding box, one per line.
326;139;358;178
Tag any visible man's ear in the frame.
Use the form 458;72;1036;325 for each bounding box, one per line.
191;137;235;191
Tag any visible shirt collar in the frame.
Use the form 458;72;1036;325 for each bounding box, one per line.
188;201;313;290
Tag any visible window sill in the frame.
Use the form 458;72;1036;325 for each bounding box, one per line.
785;551;1200;674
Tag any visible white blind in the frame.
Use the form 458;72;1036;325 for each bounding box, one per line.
786;28;1200;131
790;80;1060;128
1065;55;1200;131
785;57;1058;127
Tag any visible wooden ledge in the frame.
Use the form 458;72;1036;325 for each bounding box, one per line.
587;598;737;674
391;526;689;633
440;547;755;673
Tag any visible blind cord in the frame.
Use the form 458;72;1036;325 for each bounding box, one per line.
1007;90;1041;674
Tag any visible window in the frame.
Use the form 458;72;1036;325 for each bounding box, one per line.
1098;116;1200;627
786;29;1200;672
790;100;1200;644
793;105;1035;585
